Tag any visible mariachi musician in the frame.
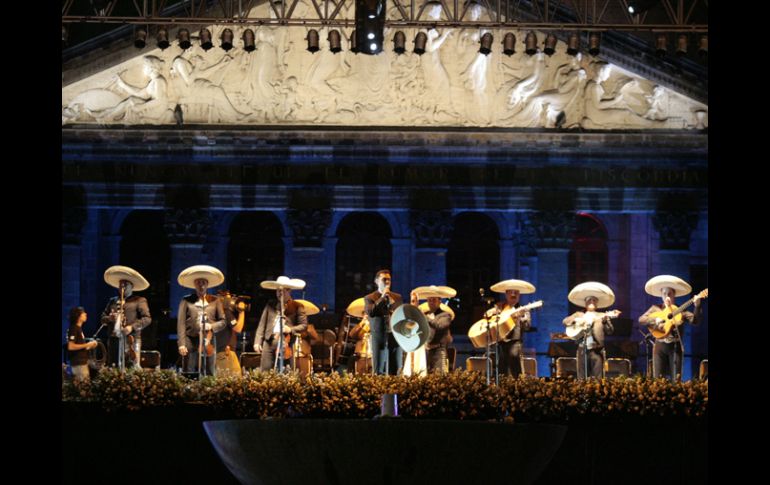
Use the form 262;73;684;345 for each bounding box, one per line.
253;276;308;372
486;279;537;377
639;275;706;382
100;265;152;370
177;265;227;377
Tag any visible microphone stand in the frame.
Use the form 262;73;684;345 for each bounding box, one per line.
639;329;654;378
274;289;287;373
480;289;497;386
116;285;126;372
197;298;208;378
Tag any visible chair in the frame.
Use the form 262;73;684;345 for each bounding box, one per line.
699;359;708;380
604;357;631;378
555;357;577;378
522;357;538;377
240;352;262;373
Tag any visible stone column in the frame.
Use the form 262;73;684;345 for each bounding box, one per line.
409;210;452;287
62;208;87;345
526;211;576;376
164;208;211;317
284;208;332;308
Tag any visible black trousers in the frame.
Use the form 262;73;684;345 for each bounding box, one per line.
498;340;524;377
427;346;448;375
576;346;604;379
653;340;683;382
371;327;402;375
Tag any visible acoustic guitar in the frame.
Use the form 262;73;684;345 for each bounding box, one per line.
565;310;621;339
648;289;708;339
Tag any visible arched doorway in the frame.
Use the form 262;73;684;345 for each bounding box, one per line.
446;212;500;334
568;213;609;312
335;212;392;318
120;210;170;349
227;212;285;339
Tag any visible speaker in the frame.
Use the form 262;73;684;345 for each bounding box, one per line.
140;350;161;369
522;357;537;377
605;358;631;378
699;359;708;380
240;352;262;372
555;357;577;378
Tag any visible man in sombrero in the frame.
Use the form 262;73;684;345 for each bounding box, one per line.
177;265;227;376
253;276;308;372
486;279;536;378
639;275;704;382
410;285;457;375
100;265;152;370
563;282;620;379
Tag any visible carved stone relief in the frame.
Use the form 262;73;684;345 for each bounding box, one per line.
62;1;708;129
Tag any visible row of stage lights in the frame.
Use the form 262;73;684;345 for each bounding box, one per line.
126;27;709;59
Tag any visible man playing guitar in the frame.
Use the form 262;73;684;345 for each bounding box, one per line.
639;275;706;382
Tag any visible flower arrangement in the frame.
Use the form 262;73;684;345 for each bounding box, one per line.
63;369;707;420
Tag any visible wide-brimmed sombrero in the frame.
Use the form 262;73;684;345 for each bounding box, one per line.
644;275;692;297
104;265;150;291
260;276;306;291
294;299;320;316
411;285;457;299
490;279;536;294
568;281;615;309
177;265;225;289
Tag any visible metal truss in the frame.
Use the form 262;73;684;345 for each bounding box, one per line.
62;0;707;32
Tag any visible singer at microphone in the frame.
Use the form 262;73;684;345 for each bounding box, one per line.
364;269;403;375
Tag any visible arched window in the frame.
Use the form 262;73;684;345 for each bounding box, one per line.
568;213;608;311
335;212;392;315
120;210;170;349
227;212;285;334
446;213;500;334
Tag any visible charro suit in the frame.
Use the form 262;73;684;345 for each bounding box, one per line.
177;294;226;375
563;311;614;379
254;299;308;371
100;295;152;367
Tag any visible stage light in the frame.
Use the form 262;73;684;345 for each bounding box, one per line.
200;28;213;50
567;32;580;56
655;33;668;57
393;31;406;54
134;28;147;49
627;0;658;15
479;32;493;55
355;0;385;55
502;33;515;56
329;29;342;53
675;34;688;56
544;33;557;56
525;31;538;55
414;32;427;55
697;35;707;58
177;28;191;50
157;27;170;50
221;28;234;51
588;32;600;56
307;29;320;53
62;25;68;48
242;29;255;52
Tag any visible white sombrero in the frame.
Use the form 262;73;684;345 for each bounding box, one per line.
260;276;306;291
346;297;366;318
294;299;320;316
104;265;150;291
644;275;692;297
391;304;430;353
411;285;457;299
418;302;455;320
177;265;225;289
490;279;536;294
568;282;615;309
